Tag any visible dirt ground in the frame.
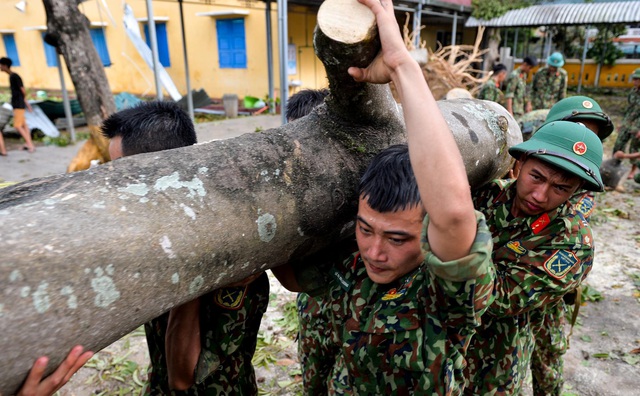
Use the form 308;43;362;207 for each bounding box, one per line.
5;93;640;395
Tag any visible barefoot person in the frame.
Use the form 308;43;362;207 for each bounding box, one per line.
0;57;35;153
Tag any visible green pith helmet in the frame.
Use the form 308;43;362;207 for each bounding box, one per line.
509;121;604;192
547;52;565;68
632;68;640;79
545;96;614;141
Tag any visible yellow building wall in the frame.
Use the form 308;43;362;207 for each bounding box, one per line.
520;59;638;88
0;0;325;100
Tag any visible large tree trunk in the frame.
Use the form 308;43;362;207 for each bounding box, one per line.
0;0;520;392
484;27;502;72
42;0;116;172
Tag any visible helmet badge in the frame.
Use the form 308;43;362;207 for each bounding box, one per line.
582;100;593;109
573;142;587;155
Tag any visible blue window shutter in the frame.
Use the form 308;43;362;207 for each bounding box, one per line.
216;18;246;69
41;33;58;68
2;34;20;67
90;28;112;67
144;22;171;67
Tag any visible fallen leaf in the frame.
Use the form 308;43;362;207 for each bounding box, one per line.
276;358;296;366
630;348;640;354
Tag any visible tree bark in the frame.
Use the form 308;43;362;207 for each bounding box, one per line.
42;0;116;172
485;27;502;71
0;1;520;392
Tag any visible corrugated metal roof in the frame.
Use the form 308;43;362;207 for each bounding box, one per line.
465;1;640;27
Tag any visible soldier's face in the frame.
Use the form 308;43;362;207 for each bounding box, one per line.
512;157;582;217
355;197;425;284
548;66;558;73
634;78;640;88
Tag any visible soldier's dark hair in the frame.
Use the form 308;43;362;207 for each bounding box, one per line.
286;88;329;121
359;144;422;213
493;63;507;74
0;57;13;67
101;101;197;156
523;56;538;67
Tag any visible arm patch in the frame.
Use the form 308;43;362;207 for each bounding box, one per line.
543;250;580;279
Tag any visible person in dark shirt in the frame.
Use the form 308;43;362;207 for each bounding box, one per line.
0;57;35;153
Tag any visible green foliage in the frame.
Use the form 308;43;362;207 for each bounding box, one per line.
194;113;227;124
587;24;626;66
471;0;533;20
42;135;72;147
252;331;280;368
553;26;586;59
273;300;300;338
582;285;604;302
83;351;148;395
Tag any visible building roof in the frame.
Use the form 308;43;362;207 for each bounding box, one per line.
465;1;640;27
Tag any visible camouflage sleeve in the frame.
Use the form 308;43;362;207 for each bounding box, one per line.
559;72;567;101
476;83;489;100
487;214;594;318
422;210;495;329
504;75;516;99
531;72;540;95
193;274;269;384
569;192;595;220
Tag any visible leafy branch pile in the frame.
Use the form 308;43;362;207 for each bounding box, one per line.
391;14;490;101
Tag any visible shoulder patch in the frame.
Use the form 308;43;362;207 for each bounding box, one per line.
506;240;528;256
213;286;247;310
543;250;580;279
574;195;595;219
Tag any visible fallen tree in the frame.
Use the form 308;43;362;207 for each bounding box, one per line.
0;0;520;392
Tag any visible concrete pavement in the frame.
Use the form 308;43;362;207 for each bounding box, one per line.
0;114;283;183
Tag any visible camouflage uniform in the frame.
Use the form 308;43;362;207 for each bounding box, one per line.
320;211;494;395
464;180;594;395
531;67;568;110
143;273;270;396
297;292;339;394
529;191;595;396
612;87;640;166
477;78;505;105
504;69;529;118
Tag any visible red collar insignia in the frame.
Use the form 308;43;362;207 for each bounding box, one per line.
531;213;551;234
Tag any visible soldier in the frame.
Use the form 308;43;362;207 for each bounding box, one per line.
612;68;640;179
531;52;568;110
286;88;329;122
464;121;604;395
477;63;508;105
282;0;496;393
505;56;538;118
528;96;612;396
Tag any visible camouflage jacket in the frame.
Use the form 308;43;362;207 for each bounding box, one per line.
464;180;594;395
324;211;494;395
620;87;640;134
477;78;505;105
531;67;568;110
504;69;529;117
143;273;269;396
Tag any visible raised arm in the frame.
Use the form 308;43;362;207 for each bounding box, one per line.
348;0;477;261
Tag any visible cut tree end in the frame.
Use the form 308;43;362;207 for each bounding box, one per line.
318;0;376;44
